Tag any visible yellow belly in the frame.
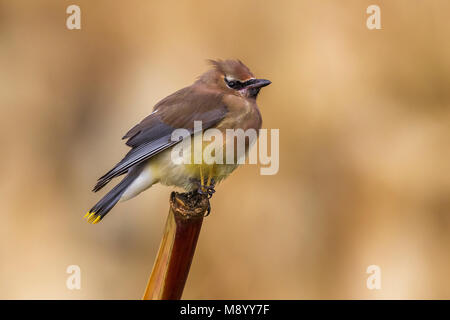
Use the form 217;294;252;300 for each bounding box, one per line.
149;133;243;191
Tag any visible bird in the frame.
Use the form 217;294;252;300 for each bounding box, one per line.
85;59;271;224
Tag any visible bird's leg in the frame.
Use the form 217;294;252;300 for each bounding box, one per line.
204;166;216;199
199;167;205;193
194;167;216;199
185;181;209;217
193;167;208;196
187;167;215;216
206;166;212;187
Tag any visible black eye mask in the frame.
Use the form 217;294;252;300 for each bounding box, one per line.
225;78;257;90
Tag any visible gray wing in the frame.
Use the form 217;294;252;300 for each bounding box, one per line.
93;87;227;192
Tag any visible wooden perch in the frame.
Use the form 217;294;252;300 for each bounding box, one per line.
142;191;210;300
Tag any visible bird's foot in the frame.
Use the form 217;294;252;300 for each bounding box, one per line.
198;185;215;199
190;178;216;198
197;178;216;199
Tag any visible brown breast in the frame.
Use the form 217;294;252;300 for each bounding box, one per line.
218;94;262;132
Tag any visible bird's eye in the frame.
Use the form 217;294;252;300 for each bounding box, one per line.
225;78;241;89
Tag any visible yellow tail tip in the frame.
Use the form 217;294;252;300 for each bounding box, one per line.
83;211;101;224
92;216;101;224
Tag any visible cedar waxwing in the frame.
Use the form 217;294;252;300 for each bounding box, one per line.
85;59;271;224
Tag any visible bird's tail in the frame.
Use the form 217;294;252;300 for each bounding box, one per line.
85;171;138;224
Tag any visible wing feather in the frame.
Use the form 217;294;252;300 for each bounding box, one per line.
93;86;227;192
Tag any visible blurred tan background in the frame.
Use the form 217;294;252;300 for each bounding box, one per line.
0;0;449;299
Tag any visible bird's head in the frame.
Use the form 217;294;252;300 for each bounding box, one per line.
198;59;271;99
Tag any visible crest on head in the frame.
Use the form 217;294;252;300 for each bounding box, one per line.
198;59;270;99
208;59;254;82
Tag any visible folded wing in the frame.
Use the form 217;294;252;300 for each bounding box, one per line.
93;86;227;192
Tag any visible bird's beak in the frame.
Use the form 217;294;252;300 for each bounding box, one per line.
247;79;272;89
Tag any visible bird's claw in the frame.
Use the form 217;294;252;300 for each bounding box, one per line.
193;178;216;199
196;186;215;199
205;201;211;217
